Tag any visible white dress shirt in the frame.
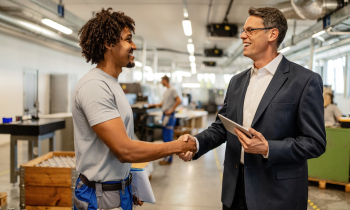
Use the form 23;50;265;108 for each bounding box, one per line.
194;54;283;163
240;53;283;164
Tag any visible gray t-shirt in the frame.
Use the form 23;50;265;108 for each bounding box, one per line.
72;68;133;182
324;104;342;125
162;87;179;112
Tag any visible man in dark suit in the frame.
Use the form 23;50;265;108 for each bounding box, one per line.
178;7;326;210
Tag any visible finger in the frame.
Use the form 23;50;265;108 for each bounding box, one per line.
182;135;189;142
249;128;263;140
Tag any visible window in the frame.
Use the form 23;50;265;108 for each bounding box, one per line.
326;57;346;94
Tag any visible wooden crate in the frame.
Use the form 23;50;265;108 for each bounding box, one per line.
0;192;7;207
20;151;77;209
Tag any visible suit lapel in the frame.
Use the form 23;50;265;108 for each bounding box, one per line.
237;70;251;125
251;57;290;127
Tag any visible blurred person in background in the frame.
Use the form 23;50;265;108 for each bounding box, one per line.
148;75;182;165
324;87;343;127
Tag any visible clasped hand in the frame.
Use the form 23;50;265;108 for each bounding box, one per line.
177;134;197;162
176;128;269;162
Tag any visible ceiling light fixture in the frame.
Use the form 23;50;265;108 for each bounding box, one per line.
278;46;291;54
189;55;195;63
182;19;192;36
312;30;325;38
191;67;196;74
41;18;72;34
190;63;196;68
188;38;192;43
182;83;200;88
135;61;142;67
187;44;195;54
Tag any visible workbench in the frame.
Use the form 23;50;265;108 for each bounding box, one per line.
0;118;65;184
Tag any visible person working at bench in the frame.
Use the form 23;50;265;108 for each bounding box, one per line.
148;75;182;165
72;8;196;210
323;87;343;127
178;7;326;210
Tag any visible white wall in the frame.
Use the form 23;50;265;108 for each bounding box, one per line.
0;31;92;145
334;95;350;116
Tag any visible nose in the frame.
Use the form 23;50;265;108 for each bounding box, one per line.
131;41;137;50
240;30;247;40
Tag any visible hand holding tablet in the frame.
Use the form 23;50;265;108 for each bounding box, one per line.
218;114;253;138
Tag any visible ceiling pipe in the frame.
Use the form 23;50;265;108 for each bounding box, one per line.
0;10;80;50
276;0;342;20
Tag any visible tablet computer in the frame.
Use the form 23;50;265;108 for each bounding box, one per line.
218;114;253;138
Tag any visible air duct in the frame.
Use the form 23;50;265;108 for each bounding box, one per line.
274;1;302;19
276;0;342;20
0;10;80;50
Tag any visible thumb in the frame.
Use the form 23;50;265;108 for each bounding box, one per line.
182;135;189;142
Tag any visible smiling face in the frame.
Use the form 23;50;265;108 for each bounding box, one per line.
241;15;272;61
110;27;137;68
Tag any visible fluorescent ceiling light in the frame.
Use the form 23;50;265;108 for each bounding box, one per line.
145;66;153;72
188;38;192;43
19;21;54;35
176;71;191;77
312;30;325;38
187;44;195;54
182;83;200;88
182;20;192;36
190;63;196;68
135;61;142;67
278;46;291;54
41;18;72;34
189;55;195;63
191;67;196;74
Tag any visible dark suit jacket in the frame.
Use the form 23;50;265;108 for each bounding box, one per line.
193;57;326;210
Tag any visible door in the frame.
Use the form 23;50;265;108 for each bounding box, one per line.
23;70;38;116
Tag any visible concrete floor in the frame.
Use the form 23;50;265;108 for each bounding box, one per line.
0;114;349;209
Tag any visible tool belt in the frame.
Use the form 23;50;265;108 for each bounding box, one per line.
79;173;132;191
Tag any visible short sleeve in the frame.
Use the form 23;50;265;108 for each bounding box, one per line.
332;105;343;119
171;88;179;99
75;80;120;127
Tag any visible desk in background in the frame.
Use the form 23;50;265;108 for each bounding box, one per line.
0;118;65;183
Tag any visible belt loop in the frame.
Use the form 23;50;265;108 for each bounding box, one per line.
122;180;126;195
95;183;103;197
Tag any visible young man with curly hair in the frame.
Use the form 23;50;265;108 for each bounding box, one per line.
72;8;196;210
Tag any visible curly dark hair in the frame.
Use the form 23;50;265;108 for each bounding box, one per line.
248;7;288;48
78;8;135;64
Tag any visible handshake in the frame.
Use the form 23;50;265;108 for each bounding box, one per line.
175;134;197;162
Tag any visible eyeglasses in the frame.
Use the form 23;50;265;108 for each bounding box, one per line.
240;28;273;36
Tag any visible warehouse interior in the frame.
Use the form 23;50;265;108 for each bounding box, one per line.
0;0;350;209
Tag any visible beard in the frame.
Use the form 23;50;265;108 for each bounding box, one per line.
126;61;135;68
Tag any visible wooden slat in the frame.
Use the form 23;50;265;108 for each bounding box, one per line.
131;162;149;170
309;177;349;186
25;186;71;206
26;206;71;210
21;152;53;167
25;168;72;187
0;192;7;207
53;151;75;157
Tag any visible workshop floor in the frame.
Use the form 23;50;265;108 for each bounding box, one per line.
0;114;349;210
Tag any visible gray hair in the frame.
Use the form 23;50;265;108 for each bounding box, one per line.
248;7;288;48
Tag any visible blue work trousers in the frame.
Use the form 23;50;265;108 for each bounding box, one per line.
162;113;176;162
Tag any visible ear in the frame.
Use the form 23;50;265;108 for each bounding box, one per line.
105;42;115;50
268;28;279;43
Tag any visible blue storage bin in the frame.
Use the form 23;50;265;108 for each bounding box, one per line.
2;117;12;123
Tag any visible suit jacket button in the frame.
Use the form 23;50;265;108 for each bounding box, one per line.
236;165;238;168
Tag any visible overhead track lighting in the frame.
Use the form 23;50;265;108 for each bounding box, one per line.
188;38;192;43
191;67;196;74
187;44;195;54
182;19;192;36
41;18;72;34
190;63;196;68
